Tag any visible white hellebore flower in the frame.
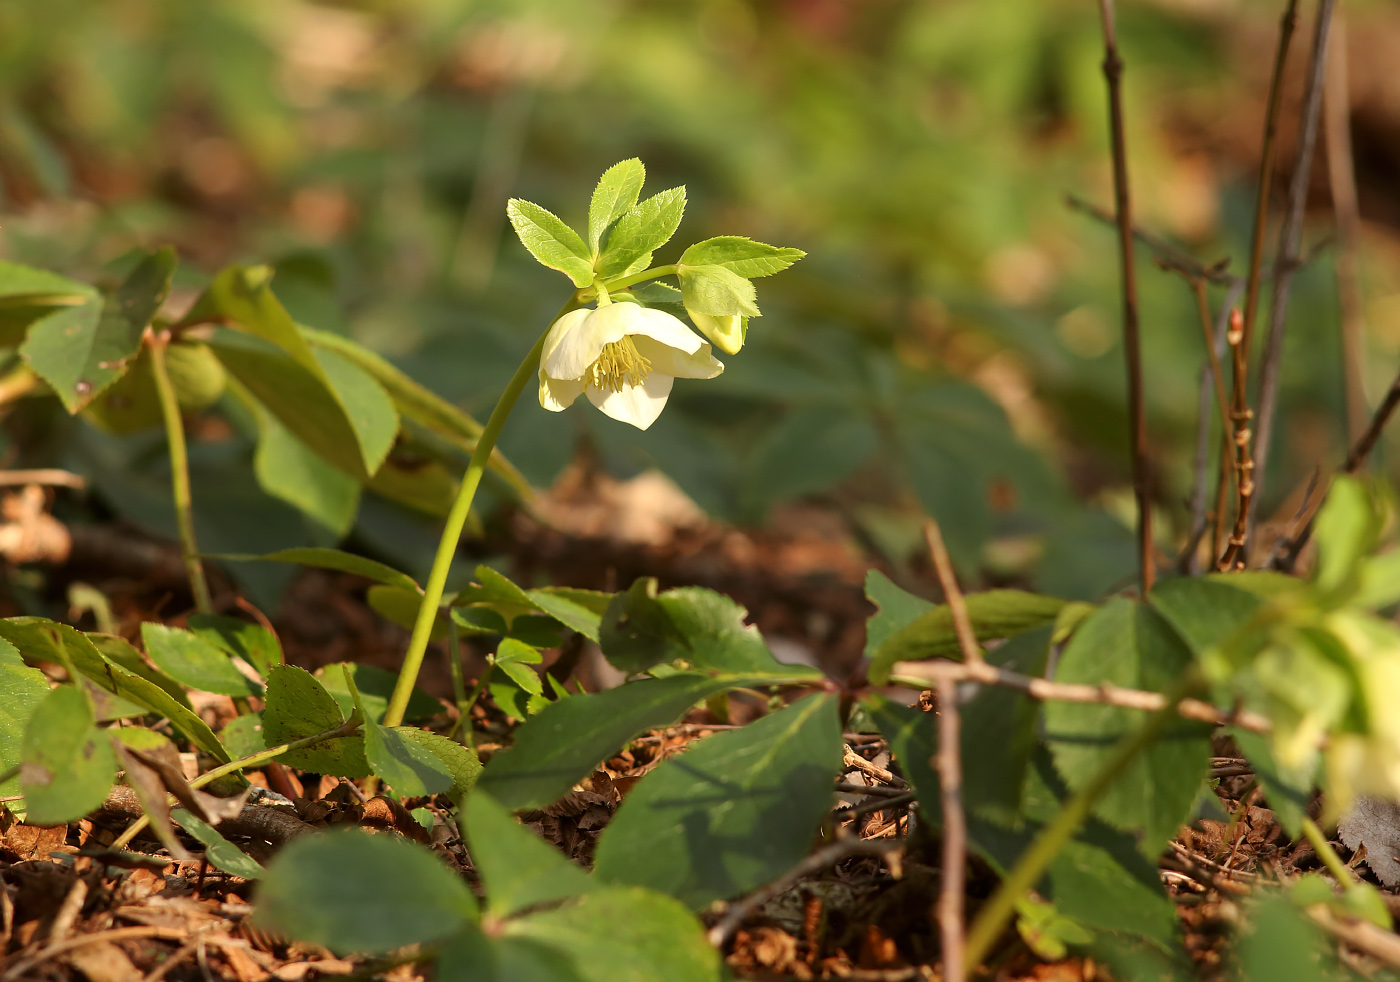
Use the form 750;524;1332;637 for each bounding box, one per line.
537;302;724;430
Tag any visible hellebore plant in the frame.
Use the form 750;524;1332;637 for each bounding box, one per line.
380;159;803;727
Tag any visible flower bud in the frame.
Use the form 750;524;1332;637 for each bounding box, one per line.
686;311;744;356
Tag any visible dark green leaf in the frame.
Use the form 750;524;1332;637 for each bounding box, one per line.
261;665;368;778
961;626;1052;822
1234;894;1335;982
254;828;476;954
173;808;263;879
21;247;174;412
477;673;775;810
240;547;420;592
220;712;265;759
867;590;1066;684
186;615;283;677
0;638;52;797
438;929;585;982
1043;599;1211;853
1233;727;1311;840
252;411;360;535
505;887;719;982
462;792;593;917
141;623;259;697
367;584;447;640
0;261;92;346
365;718;452;796
1312;476;1380;598
863;570;934;660
1149;576;1267;657
393;728;481;797
526;588;606;642
21;685;117;825
594;694;842;908
0;618;228;761
87;633;193;707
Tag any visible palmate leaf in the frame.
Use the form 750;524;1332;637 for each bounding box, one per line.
593;693;842;909
21;247;175;412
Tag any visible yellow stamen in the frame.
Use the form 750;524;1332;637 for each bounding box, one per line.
586;335;651;393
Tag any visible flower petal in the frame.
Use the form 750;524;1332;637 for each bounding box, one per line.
539;371;585;412
633;336;723;380
542;307;627;381
585;373;674;430
623;306;706;355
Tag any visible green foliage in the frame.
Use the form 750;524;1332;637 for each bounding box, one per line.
679;237;806;279
1043;599;1211;854
506;199;594;288
21;248;173;413
588;159;647;256
596;187;687;279
0;638;51;798
20;685;117;826
260;665;368;778
317;662;440;724
140;622;260;697
247;547;421;592
173;808;263;880
461;792;593;918
254;829;477;955
594;693;842;909
393;728;481;798
186;614;283;677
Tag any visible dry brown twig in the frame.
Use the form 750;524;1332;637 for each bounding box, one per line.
1221;310;1257;570
924;520;970;982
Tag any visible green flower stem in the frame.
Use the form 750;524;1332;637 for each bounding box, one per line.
381;296;579;729
111;715;363;850
601;264;677;294
962;669;1200;972
148;331;213;615
1302;817;1356;885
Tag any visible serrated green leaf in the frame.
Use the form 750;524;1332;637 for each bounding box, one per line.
502;887;719;982
594;693;842;909
0;618;228;762
317;662;440;724
220;712;265;759
261;665;368;778
254;828;476;954
526;588;606;642
22;247;173;412
393;727;481;796
87;633;193;707
173;808;263;879
141;623;260;697
238;547;420;592
588;159;646;255
186;615;282;678
0;261;92;346
677;264;760;318
21;685;117;825
600;579;819;679
867;589;1066;684
0;638;51;798
1043;599;1211;854
365;717;452;796
477;672;786;810
597;187;686;278
506;199;593;287
679;237;805;278
463;791;593;917
863;570;935;659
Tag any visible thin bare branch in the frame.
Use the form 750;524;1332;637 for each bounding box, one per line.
923;520;982;668
1066;195;1235;286
935;678;966;982
1095;0;1154;594
1252;0;1339;538
888;657;1271;734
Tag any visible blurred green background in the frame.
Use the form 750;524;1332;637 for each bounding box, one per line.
3;0;1398;603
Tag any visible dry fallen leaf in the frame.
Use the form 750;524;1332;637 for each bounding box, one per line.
1339;796;1400;886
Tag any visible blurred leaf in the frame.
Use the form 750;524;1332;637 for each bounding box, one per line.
679;237;805;278
594;694;842;908
961;626;1052;822
254;829;476;955
261;665;368;778
1043;599;1211;854
863;570;934;659
867;590;1065;684
368;584;447;640
0;638;51;798
462;791;593;918
597;187;686;279
141;623;259;697
341;646;449;796
506;199;593;287
526;588;608;642
741;408;878;518
20;685;117;826
1016;895;1094;960
477;672;785;810
251;404;360;535
1312;476;1381;599
364;452;459;518
0;262;92;346
588;159;647;255
393;727;480;797
85;341;226;433
1234;894;1334;982
244;547;420;591
317;662;440;724
501;887;719;982
21;247;174;412
0;618;228;761
186;615;282;678
437;930;585;982
220;712;264;759
1233;727;1311;840
601;579;820;679
172;807;263;879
